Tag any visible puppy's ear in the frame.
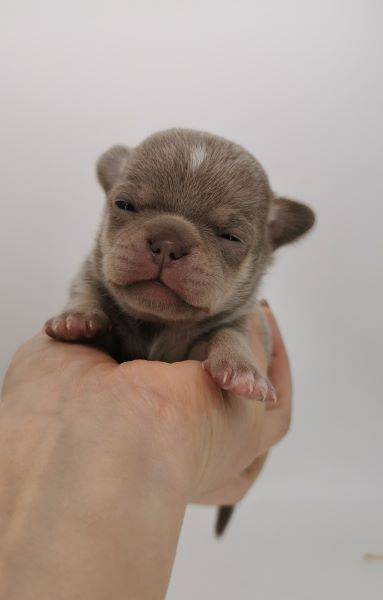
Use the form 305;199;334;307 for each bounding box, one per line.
97;145;131;192
268;196;315;249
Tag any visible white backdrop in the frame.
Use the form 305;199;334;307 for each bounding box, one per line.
1;1;382;598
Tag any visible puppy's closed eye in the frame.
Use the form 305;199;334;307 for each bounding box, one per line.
218;232;242;243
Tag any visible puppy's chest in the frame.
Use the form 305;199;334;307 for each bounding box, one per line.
112;319;197;363
147;327;195;362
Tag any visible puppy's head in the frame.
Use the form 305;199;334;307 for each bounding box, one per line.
96;129;314;323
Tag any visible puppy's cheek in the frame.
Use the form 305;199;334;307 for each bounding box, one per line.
161;257;224;308
204;274;236;313
205;269;243;314
219;243;249;267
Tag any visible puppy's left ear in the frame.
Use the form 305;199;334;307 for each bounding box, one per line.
268;196;315;249
97;145;131;192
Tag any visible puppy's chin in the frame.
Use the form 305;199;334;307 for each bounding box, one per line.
108;280;210;323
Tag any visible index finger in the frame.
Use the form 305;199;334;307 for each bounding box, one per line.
255;302;293;454
264;302;292;412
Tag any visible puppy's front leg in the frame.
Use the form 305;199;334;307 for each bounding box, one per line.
45;263;110;342
203;327;275;402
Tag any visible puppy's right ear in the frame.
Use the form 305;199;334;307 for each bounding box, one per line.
97;145;131;192
268;196;315;249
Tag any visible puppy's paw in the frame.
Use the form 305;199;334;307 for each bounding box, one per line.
45;311;110;341
203;357;276;402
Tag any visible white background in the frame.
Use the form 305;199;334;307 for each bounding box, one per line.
1;1;382;598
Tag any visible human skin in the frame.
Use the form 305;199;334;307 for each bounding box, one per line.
0;303;291;600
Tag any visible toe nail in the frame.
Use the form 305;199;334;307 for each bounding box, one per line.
268;383;278;403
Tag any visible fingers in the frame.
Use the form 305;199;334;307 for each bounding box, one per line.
262;302;292;412
209;302;292;478
255;302;293;455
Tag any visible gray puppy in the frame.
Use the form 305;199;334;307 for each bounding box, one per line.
45;128;315;534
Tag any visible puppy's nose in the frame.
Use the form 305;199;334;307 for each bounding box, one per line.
149;239;188;267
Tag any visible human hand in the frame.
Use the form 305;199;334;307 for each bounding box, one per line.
1;302;291;506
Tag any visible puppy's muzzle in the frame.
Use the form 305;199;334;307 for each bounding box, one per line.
144;214;200;268
148;238;189;267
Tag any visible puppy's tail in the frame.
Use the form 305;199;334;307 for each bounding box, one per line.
215;505;235;536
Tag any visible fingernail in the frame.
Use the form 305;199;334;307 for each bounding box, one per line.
260;299;269;307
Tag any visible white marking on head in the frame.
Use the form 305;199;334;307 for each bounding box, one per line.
190;144;207;171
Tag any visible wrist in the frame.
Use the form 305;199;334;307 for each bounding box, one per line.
0;384;188;600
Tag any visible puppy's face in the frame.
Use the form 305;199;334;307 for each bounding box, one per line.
97;129;314;323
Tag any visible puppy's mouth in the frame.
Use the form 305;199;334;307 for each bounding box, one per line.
128;278;186;305
114;277;209;314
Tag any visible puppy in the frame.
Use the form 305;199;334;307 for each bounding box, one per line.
45;128;315;534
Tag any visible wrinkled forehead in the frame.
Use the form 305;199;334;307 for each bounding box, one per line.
120;131;271;221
